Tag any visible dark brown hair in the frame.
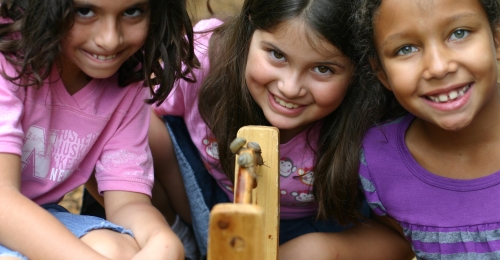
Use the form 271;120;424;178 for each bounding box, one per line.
0;0;198;104
199;0;388;225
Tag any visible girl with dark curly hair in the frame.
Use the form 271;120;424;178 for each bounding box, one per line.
355;0;500;258
0;0;198;259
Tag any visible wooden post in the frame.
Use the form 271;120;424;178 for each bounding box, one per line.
207;126;280;260
208;204;265;260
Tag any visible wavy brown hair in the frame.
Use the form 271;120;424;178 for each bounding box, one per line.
199;0;391;225
0;0;198;104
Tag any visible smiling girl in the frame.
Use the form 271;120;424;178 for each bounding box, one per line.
355;0;500;258
149;0;414;258
0;0;197;259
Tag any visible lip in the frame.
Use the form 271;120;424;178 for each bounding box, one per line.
267;92;306;116
421;83;473;111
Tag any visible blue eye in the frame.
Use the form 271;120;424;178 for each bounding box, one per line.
396;45;418;56
123;8;143;17
76;8;95;18
270;50;285;61
450;29;469;41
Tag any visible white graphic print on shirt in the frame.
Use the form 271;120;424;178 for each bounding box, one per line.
21;125;98;182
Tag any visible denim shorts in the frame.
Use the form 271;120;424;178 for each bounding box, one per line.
165;116;371;256
0;204;133;260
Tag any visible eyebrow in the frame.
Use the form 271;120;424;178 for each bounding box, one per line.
261;41;347;68
380;12;480;48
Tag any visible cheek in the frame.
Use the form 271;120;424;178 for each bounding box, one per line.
126;23;149;48
314;80;350;108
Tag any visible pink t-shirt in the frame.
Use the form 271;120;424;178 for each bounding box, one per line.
0;54;154;205
153;19;318;219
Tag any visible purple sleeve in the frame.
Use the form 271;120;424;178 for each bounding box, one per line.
359;147;388;216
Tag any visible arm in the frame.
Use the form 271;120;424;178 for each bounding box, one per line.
0;153;109;260
103;190;184;260
278;217;414;260
187;0;243;25
149;111;192;224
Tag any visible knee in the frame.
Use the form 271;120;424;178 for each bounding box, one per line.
81;229;140;259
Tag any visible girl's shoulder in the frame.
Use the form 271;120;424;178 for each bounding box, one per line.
364;113;413;142
192;18;223;60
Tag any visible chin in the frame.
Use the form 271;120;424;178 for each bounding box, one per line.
437;118;473;132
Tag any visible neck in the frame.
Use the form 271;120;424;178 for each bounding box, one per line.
419;86;500;148
58;56;91;96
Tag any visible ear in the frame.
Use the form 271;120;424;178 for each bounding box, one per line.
369;57;392;91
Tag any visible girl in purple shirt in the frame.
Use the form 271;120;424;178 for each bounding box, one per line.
355;0;500;258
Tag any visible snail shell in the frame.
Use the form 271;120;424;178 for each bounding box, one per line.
237;153;254;168
246;142;261;153
230;137;247;154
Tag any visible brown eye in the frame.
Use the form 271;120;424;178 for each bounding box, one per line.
271;50;285;60
76;8;94;18
317;66;330;73
313;66;332;75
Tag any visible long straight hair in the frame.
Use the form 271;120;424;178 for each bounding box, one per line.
199;0;387;225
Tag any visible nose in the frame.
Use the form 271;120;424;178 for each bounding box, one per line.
277;71;307;99
94;18;122;52
422;44;458;80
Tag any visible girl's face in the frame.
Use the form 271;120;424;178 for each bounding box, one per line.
245;18;354;140
60;0;150;93
373;0;500;131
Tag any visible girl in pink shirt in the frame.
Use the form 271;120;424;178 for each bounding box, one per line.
0;0;197;259
149;0;414;258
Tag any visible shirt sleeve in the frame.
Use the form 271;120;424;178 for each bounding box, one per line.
152;18;223;118
95;86;154;197
359;147;388;216
0;56;25;155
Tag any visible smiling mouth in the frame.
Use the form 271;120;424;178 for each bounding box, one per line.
91;53;117;61
274;96;300;108
426;84;471;103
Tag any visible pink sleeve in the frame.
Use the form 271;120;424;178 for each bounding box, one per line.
152;18;223;117
0;56;25;155
95;86;154;196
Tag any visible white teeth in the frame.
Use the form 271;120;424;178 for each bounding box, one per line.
92;53;116;60
448;90;458;100
427;85;470;103
274;96;299;109
438;94;448;102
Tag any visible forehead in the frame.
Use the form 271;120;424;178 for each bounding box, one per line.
374;0;488;45
258;18;345;58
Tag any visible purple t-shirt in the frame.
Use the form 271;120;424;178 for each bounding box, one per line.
360;113;500;259
153;19;318;219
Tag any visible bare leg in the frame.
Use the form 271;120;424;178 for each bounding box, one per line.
149;112;192;224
